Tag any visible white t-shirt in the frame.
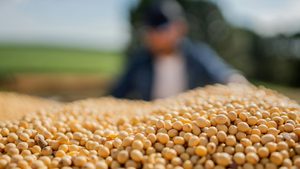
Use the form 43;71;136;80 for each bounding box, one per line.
152;54;187;99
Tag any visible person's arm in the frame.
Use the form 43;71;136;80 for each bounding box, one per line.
110;57;138;98
196;43;248;84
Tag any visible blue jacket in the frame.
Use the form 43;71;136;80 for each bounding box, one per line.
111;39;237;100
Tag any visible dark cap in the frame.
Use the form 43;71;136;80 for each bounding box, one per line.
144;0;185;29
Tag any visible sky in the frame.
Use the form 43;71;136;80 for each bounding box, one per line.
0;0;137;50
214;0;300;37
0;0;300;50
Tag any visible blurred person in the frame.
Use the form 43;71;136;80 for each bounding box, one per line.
111;0;247;100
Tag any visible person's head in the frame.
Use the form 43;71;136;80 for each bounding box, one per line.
143;0;187;56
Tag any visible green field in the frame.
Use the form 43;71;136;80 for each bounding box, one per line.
0;44;123;76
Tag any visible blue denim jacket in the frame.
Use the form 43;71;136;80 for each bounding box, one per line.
111;39;237;100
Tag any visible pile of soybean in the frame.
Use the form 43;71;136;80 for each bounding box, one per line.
0;84;300;169
0;92;60;121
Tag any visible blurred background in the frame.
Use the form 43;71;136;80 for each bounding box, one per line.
0;0;299;102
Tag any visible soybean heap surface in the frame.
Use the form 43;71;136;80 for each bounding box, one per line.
0;93;61;121
0;84;299;169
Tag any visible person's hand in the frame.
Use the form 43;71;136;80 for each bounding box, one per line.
227;74;249;84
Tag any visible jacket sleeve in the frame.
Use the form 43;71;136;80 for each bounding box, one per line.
195;43;238;84
110;56;138;98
